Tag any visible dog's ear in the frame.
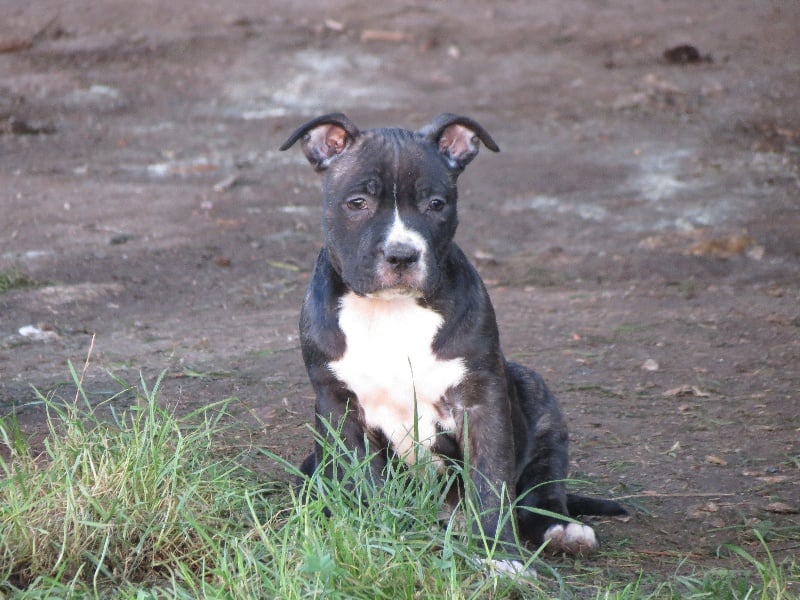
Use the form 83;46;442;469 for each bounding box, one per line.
420;113;500;172
279;113;360;171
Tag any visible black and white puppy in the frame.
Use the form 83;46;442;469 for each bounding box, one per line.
281;113;626;572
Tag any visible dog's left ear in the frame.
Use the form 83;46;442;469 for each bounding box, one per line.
420;113;500;172
279;113;360;172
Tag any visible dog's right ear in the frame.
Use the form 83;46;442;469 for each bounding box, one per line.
279;113;360;172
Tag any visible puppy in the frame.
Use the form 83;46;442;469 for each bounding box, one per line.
281;113;626;572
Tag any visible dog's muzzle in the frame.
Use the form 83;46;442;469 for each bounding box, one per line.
375;240;427;292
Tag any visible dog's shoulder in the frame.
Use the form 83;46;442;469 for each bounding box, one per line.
300;248;348;362
430;244;501;361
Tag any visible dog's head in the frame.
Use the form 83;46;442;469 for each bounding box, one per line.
280;113;499;299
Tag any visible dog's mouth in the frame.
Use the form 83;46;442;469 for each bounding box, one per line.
374;260;427;294
343;269;426;299
364;286;423;300
346;269;427;300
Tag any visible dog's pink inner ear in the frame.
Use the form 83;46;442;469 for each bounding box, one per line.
303;124;350;168
438;124;479;167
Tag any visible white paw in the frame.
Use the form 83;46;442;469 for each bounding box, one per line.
478;558;537;579
543;522;598;554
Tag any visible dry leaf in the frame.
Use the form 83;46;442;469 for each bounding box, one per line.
360;29;408;43
705;455;728;466
324;19;345;32
663;385;710;398
765;502;798;514
757;476;789;484
0;37;33;53
642;72;684;93
213;256;232;267
215;218;243;228
212;173;242;192
709;518;726;528
614;514;632;523
689;234;756;258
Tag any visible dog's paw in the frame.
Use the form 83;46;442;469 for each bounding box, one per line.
543;522;598;554
476;558;537;579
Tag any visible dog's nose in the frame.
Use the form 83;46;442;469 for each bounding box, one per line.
382;243;421;269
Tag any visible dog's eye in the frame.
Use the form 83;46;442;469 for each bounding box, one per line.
427;197;446;212
345;197;368;211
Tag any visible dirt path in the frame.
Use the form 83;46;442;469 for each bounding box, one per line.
1;0;798;582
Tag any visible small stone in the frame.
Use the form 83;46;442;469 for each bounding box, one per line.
663;44;704;64
62;84;129;112
110;233;135;245
641;358;660;371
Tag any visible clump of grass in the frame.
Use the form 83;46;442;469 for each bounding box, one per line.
260;415;544;599
0;266;37;294
672;535;800;600
716;530;797;600
0;366;262;595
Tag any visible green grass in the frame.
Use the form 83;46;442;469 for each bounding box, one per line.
0;365;797;598
0;266;38;294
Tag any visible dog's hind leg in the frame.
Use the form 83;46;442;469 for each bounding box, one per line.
508;363;604;554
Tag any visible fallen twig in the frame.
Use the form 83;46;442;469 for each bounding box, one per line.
632;549;704;559
615;491;736;500
74;333;96;405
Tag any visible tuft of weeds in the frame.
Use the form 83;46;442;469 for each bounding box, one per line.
0;266;38;294
0;366;263;596
258;414;546;599
673;538;799;600
715;530;798;600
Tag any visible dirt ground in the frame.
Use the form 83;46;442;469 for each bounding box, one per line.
1;0;798;585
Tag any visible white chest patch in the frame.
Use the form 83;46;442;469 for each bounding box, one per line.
329;291;466;464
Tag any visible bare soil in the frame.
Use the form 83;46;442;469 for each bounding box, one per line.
1;0;798;586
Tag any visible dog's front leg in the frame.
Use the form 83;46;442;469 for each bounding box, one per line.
305;364;387;486
458;385;519;552
456;390;539;577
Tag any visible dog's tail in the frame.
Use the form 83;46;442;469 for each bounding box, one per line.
567;494;628;517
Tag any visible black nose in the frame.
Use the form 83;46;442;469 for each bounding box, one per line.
382;243;421;269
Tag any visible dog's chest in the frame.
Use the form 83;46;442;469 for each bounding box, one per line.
328;292;466;463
